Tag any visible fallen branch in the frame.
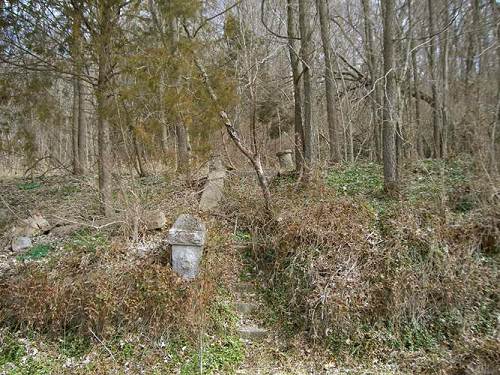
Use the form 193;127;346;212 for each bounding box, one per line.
192;55;272;214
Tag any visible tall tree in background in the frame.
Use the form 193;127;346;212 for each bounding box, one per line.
316;0;340;164
95;0;114;216
298;0;315;177
382;0;398;192
491;0;499;176
1;0;498;201
427;0;443;159
286;0;304;173
361;0;382;162
70;0;87;175
408;0;423;158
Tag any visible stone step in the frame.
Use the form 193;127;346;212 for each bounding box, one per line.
235;301;258;315
235;282;255;294
237;325;268;341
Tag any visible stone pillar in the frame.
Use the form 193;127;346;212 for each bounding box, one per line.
208;154;224;172
276;149;294;172
200;155;226;211
167;214;206;280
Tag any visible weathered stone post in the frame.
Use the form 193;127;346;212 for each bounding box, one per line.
199;155;227;211
167;214;206;280
276;149;294;172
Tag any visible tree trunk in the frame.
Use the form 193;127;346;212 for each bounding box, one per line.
170;17;190;178
77;80;87;173
382;0;398;193
71;2;86;175
96;2;113;216
361;0;382;162
428;0;443;158
316;0;340;164
130;124;148;178
97;85;112;216
490;0;499;176
161;123;169;156
440;1;450;159
409;0;423;158
175;123;190;176
286;0;304;173
298;0;316;176
72;78;80;175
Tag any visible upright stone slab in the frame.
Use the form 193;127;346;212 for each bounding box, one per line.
167;214;206;280
276;149;294;172
200;157;226;211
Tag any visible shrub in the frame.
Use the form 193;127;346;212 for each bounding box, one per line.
0;231;216;341
229;177;498;359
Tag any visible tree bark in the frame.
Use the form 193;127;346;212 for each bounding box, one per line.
170;17;190;177
361;0;382;162
440;1;450;159
428;0;443;158
298;0;316;175
71;2;86;175
382;0;398;193
96;1;114;216
316;0;340;164
286;0;304;173
409;0;423;158
72;78;80;175
77;80;87;173
490;0;499;176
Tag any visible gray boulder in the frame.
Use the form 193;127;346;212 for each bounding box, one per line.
144;210;166;230
12;236;32;253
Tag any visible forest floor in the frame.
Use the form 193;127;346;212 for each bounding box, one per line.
0;159;498;374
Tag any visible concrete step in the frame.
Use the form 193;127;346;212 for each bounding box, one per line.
235;301;258;315
237;325;268;341
235;282;256;294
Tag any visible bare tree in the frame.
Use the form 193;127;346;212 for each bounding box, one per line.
71;1;87;175
286;0;305;172
427;0;443;158
490;0;499;176
382;0;398;192
361;0;382;162
298;0;316;176
316;0;340;164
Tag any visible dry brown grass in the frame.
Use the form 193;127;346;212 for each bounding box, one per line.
0;171;242;344
0;237;214;340
225;173;499;367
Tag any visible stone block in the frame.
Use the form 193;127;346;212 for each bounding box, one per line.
167;214;206;280
12;236;32;253
276;149;294;172
199;169;226;211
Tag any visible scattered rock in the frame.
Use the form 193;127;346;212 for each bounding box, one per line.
29;214;51;232
144;210;166;230
167;214;206;280
276;149;294;172
11;236;32;253
13;214;51;237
